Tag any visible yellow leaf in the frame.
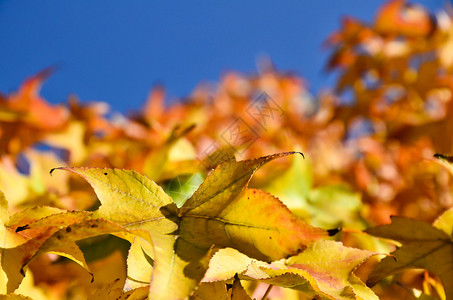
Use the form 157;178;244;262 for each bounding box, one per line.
44;121;87;164
1;227;59;293
202;248;254;283
55;152;329;299
242;240;378;300
51;167;179;234
434;154;453;176
366;216;453;299
180;152;304;216
1;216;127;294
182;189;327;262
15;269;48;300
148;233;212;300
0;157;30;206
125;236;154;290
3;209;89;248
434;208;453;237
28;219;130;278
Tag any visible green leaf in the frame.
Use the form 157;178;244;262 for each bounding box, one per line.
306;185;363;229
164;173;204;208
264;155;364;229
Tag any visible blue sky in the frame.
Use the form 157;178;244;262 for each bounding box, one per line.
0;0;446;113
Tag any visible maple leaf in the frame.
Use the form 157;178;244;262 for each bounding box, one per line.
0;206;91;292
27;218;130;277
366;214;453;299
0;189;135;294
3;216;134;293
124;236;154;290
53;152;329;299
0;188;92;252
204;240;377;300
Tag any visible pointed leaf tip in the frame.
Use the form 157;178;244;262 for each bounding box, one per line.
434;153;453;162
296;151;305;159
433;154;453;177
49;167;63;176
327;228;341;236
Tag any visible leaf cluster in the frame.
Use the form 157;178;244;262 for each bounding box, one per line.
2;0;453;299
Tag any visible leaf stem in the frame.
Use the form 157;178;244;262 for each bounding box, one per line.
261;284;273;300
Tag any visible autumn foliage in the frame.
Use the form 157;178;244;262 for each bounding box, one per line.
2;1;453;299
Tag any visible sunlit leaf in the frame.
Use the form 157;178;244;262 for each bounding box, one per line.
3;209;89;248
27;219;129;278
240;240;378;300
203;248;255;283
55;152;329;299
181;188;328;262
433;207;453;237
125;236;154;290
366;216;453;299
50;167;179;234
